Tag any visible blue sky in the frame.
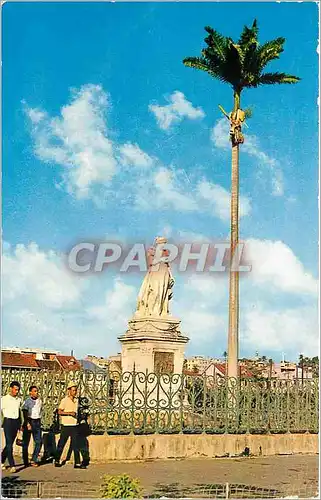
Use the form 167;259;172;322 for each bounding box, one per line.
2;2;319;361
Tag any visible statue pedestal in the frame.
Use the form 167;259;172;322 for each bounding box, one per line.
118;315;189;411
119;315;189;374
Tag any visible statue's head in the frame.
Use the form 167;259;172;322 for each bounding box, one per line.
155;236;167;245
154;236;170;259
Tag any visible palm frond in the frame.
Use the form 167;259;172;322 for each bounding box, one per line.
183;56;210;72
183;56;232;84
242;42;261;81
202;47;224;69
258;72;301;85
222;42;242;88
204;26;230;62
256;37;285;69
183;21;300;93
244;107;253;119
238;19;258;50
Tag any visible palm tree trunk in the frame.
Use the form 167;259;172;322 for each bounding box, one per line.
227;90;240;380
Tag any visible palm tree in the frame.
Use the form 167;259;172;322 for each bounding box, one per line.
299;353;304;382
183;20;300;380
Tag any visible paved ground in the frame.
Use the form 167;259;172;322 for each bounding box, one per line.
1;455;318;498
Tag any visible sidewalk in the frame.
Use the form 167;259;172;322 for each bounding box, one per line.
1;455;318;498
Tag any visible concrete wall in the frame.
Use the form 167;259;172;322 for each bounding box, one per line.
10;432;318;463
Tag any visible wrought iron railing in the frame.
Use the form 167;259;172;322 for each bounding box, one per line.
1;369;318;434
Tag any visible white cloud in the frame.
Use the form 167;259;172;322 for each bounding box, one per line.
119;143;153;168
2;242;83;308
171;234;318;357
153;168;198;211
182;310;225;344
184;274;227;305
135;167;251;222
176;230;212;243
135;167;197;212
25;85;156;200
25;86;250;224
243;305;319;355
26;107;46;124
149;91;205;130
16;309;51;335
211;118;284;197
87;279;136;322
244;135;284;196
197;180;251;220
2;241;138;356
25;85;117;199
210;117;230;149
2;242;89;352
244;238;318;296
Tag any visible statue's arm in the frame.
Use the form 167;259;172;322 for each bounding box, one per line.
147;247;156;268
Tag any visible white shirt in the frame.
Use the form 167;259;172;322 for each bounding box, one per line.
1;394;22;419
59;396;78;426
22;397;42;419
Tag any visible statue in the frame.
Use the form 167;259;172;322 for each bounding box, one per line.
218;105;246;145
135;237;175;317
229;108;245;145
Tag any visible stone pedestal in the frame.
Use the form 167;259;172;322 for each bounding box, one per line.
119;315;189;374
118;315;189;411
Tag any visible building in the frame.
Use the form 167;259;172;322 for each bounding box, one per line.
184;362;252;381
1;352;41;371
2;347;81;371
84;354;122;373
85;355;110;369
107;354;122;373
184;356;222;374
79;359;105;372
273;361;313;380
2;346;59;358
237;357;314;381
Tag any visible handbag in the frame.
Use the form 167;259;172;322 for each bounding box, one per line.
16;430;23;447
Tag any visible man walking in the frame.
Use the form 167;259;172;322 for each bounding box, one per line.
22;385;43;467
1;381;22;473
54;383;83;468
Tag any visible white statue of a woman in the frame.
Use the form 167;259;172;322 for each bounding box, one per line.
135;237;174;317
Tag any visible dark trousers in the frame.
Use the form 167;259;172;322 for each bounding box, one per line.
1;418;21;467
55;426;80;465
22;419;42;465
77;430;90;465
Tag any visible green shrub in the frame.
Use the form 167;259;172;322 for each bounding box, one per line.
100;473;143;499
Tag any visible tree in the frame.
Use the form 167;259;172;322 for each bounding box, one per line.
183;20;300;379
299;353;304;382
298;355;319;378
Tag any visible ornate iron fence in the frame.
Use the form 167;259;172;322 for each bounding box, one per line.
1;369;318;434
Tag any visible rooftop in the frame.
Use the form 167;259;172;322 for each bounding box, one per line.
2;352;40;369
2;346;60;354
2;351;80;371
